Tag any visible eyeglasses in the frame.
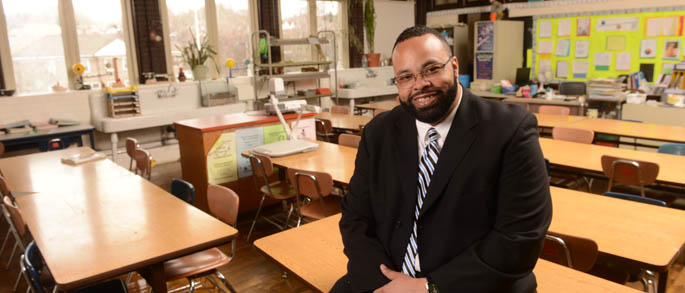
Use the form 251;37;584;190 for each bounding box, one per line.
392;58;452;88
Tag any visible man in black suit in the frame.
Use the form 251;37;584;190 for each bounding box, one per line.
333;26;552;292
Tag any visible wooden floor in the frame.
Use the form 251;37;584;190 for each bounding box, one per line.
0;159;683;292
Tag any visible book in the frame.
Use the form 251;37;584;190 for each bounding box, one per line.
61;151;106;165
8;126;32;134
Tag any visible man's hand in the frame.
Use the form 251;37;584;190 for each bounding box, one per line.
373;264;427;293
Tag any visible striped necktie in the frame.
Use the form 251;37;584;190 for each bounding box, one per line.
402;127;440;277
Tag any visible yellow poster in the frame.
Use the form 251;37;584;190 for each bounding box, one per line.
207;132;238;184
263;124;287;144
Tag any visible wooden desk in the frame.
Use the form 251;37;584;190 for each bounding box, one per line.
4;148;238;292
470;89;513;100
355;100;398;115
255;214;640;293
540;137;685;187
175;110;317;213
270;141;357;184
503;97;585;115
0;124;95;152
550;187;685;292
535;113;587;129
565;118;685;144
315;112;371;131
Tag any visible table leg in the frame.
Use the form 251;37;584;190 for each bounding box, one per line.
139;262;167;292
110;133;118;162
658;270;667;293
349;99;355;116
89;130;95;148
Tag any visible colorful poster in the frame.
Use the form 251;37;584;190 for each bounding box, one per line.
235;127;264;178
207;132;238;184
476;22;494;51
640;39;657;58
663;40;681;60
596;17;639;32
263;124;287;144
576;18;590;36
594;52;611;71
475;52;493;80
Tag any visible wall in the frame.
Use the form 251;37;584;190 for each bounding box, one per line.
370;0;415;60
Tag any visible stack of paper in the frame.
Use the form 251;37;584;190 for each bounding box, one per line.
587;78;626;102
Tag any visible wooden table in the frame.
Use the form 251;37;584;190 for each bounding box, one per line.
550;187;685;292
255;214;640;293
315;112;372;131
535;113;587;129
355;100;398;115
565;118;685;144
470;89;513;100
270;141;357;184
0;124;95;152
540;137;685;187
503;97;585;115
3;149;238;292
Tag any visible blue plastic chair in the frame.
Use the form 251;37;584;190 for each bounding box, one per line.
602;192;666;207
658;143;685;156
171;178;195;204
22;241;128;293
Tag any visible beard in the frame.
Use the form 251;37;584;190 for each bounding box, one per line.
400;75;458;124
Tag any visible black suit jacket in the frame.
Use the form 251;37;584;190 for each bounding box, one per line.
333;89;553;292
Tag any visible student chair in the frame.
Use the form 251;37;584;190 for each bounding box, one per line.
538;105;570;115
0;176;17;258
171;178;195;204
21;241;129;293
338;134;361;148
541;231;598;272
4;196;30;291
658;143;685;156
125;137;139;171
600;155;659;198
46;138;65;151
552;127;594;144
0;142;4;156
330;105;350;115
315;118;336;142
133;148;153;180
246;153;296;241
163;184;238;293
287;168;341;227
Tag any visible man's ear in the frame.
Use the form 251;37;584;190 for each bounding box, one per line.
451;57;459;74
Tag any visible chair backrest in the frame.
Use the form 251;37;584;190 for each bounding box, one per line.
315;118;333;134
373;109;387;117
286;168;333;200
248;153;274;178
0;142;4;155
338;133;361;148
171;178;195;204
0;175;13;201
538;105;570;115
602;192;667;207
133;148;152;179
541;231;598;272
559;81;587;96
126;137;139;170
330;105;350;115
658;143;685;156
47;138;64;151
207;184;240;227
4;196;26;236
600;155;659;197
552;127;594;144
22;241;47;293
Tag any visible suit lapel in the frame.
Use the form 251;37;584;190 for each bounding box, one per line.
419;89;480;218
393;109;419;211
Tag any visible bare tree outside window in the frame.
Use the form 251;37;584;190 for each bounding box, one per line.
281;0;311;70
166;0;207;80
3;0;68;95
316;1;343;69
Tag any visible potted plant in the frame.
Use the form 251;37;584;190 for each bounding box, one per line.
177;30;217;81
364;0;380;67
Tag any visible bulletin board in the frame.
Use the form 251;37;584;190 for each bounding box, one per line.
533;8;685;83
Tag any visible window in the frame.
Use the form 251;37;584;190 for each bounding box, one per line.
280;0;311;64
73;0;129;88
215;0;251;77
166;0;207;79
316;1;343;68
3;0;68;95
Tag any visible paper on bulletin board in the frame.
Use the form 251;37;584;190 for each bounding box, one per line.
476;22;494;51
539;59;552;75
539;21;553;38
263;124;287;144
615;52;631;71
558;19;571;37
572;60;589;78
555;39;570;57
661;17;679;36
235;127;264;178
575;40;589;58
640;39;657;58
594;52;611;71
577;18;590;37
290;118;315;140
207;132;238;185
645;18;662;37
476;52;494;80
596;17;639;32
537;40;554;54
663;40;681;60
556;61;569;79
606;36;626;51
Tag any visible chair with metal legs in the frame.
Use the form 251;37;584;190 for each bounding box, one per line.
125;137;139;171
246;153;296;241
4;195;31;292
287;168;341;227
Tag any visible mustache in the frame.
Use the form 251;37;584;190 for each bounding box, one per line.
409;89;442;101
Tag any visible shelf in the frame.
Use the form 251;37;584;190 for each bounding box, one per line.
265;72;330;82
270;37;330;46
255;61;332;68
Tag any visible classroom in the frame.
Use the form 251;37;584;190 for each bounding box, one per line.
0;0;684;292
